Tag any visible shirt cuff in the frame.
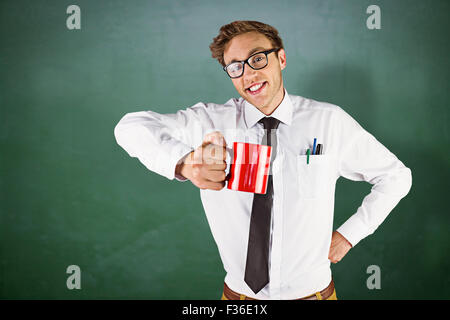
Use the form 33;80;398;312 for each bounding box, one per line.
155;143;193;181
336;214;372;247
174;174;188;182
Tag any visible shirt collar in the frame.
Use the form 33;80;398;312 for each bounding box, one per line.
244;88;293;129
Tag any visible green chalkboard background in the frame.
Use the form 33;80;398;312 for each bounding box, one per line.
1;0;449;299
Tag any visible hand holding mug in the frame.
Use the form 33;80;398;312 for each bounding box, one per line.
177;131;227;191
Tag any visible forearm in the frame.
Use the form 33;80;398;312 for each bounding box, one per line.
114;110;194;180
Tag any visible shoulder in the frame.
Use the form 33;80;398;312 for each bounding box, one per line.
289;93;341;113
288;93;362;131
289;93;350;121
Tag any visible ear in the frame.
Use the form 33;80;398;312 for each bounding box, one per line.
277;49;287;70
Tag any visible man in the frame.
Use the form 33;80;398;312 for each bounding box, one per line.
114;21;412;300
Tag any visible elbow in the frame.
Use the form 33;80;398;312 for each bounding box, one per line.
401;167;413;198
390;166;412;199
372;166;412;198
114;113;134;141
114;120;124;141
114;120;125;145
113;113;135;148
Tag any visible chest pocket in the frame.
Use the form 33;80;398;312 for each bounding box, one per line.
297;155;335;198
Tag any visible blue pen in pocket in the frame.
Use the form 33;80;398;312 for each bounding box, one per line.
312;138;317;155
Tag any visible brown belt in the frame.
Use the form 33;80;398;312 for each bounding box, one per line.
223;279;335;300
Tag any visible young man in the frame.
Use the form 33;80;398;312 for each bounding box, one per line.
114;21;412;300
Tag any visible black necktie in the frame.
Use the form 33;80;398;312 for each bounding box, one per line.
244;117;281;294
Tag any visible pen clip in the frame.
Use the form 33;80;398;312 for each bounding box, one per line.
316;144;323;155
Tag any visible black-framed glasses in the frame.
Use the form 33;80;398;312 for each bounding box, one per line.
223;48;280;79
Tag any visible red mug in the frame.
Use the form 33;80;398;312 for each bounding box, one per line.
227;142;272;194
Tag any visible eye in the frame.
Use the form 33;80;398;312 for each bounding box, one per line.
229;63;242;72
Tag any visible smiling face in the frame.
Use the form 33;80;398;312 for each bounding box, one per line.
223;31;287;115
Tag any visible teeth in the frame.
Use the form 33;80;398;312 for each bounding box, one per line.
249;83;264;92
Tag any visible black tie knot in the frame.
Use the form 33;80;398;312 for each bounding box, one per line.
259;117;280;130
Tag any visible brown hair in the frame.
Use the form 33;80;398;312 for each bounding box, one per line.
209;20;284;67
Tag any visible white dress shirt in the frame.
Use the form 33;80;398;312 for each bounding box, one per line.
114;89;412;299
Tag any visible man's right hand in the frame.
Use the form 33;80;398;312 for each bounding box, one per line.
176;131;228;191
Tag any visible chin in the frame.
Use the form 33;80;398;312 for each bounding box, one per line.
249;95;268;106
245;97;262;107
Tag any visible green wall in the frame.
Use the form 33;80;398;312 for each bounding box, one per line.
1;0;448;299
